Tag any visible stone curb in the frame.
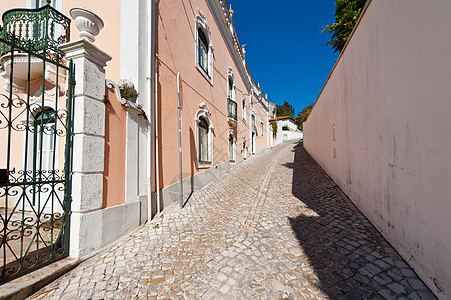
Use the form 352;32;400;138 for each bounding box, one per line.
0;257;80;300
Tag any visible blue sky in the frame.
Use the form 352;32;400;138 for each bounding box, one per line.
227;0;339;115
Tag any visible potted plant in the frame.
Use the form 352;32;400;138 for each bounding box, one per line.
118;79;139;103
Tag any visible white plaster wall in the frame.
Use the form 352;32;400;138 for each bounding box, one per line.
125;112;139;202
303;1;451;298
273;119;303;146
121;0;150;206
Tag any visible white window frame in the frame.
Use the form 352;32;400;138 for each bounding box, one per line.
227;68;235;102
228;130;236;162
242;93;247;123
260;120;264;137
251;113;256;131
21;99;63;213
195;102;214;168
195;12;213;84
29;0;61;9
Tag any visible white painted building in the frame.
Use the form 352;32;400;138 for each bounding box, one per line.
270;116;303;146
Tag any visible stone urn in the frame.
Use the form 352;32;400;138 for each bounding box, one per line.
69;7;104;43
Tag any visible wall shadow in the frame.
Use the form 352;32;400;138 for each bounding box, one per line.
182;127;196;208
287;142;430;299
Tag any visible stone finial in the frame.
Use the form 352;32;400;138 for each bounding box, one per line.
69;8;104;43
229;5;234;17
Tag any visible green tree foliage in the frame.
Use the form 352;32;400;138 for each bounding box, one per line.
296;103;314;131
325;0;367;53
271;122;278;138
276;101;295;117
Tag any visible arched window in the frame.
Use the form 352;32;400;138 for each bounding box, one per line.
198;28;209;74
228;76;234;100
198;117;210;163
195;102;214;168
196;12;213;82
228;131;235;162
25;102;58;176
242;94;247;122
25;103;60;209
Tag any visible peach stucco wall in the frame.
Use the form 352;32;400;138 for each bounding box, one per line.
156;0;267;190
304;1;451;298
62;0;122;82
103;87;126;208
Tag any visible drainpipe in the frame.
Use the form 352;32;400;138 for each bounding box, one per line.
147;0;157;220
177;72;183;209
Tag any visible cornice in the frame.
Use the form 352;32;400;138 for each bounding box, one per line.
207;0;269;113
207;0;250;91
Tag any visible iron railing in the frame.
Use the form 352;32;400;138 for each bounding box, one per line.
0;2;73;284
227;97;237;121
0;2;70;64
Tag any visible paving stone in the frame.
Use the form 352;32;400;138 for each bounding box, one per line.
388;282;408;295
27;141;436;299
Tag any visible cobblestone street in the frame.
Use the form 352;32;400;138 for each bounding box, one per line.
29;141;435;299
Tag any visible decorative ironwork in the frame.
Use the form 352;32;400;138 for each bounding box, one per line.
227;97;237;121
0;4;74;284
0;3;70;64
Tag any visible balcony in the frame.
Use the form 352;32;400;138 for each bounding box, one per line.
0;4;70;61
0;4;70;93
227;97;237;126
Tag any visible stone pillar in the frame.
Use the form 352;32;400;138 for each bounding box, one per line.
59;39;112;258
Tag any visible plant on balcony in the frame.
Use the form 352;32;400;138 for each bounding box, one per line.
118;79;139;102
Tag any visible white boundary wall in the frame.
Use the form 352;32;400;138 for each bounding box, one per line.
304;1;451;298
273;119;303;147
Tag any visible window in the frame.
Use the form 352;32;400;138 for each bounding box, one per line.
197;28;209;74
242;94;247;122
228;76;234;100
34;0;55;8
30;0;64;42
228;132;235;162
198;117;210;162
260;120;264;137
195;13;213;82
32;0;62;11
195;102;213;168
251;114;256;130
24;101;62;210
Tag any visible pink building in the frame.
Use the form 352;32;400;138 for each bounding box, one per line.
155;0;271;207
0;0;271;283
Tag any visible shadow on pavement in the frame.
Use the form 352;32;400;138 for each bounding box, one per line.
285;142;435;299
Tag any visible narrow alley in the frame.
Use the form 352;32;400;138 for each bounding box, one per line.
29;141;435;299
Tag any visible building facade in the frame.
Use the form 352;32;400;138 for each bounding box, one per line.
155;0;271;207
0;0;270;283
270;116;303;147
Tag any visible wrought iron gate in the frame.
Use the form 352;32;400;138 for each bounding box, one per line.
0;3;74;284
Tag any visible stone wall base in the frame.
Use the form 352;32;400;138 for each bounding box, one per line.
70;198;146;258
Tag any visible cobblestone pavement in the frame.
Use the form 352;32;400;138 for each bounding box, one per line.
29;141;435;299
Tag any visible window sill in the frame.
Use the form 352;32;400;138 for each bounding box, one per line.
196;64;213;86
197;161;212;169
